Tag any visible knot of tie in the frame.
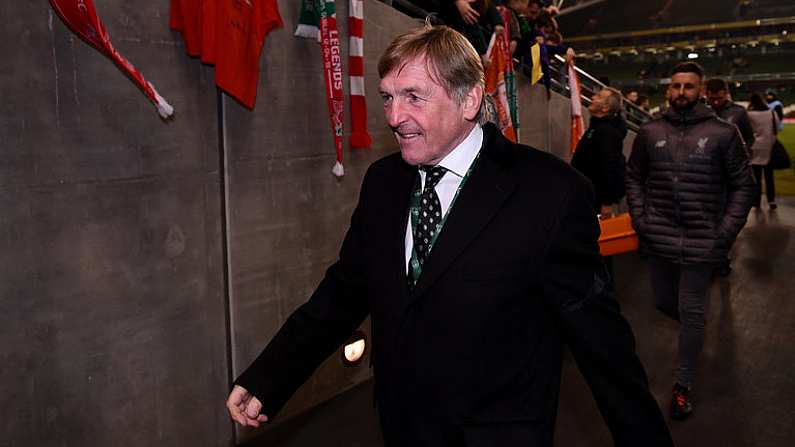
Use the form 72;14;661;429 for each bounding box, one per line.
421;165;447;193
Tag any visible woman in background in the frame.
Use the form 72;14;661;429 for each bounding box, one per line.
746;93;781;210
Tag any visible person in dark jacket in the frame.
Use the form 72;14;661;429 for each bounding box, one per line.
228;25;674;447
706;78;755;150
571;87;627;217
705;77;755;277
571;87;627;287
626;62;755;421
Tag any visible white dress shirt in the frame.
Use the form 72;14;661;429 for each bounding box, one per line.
405;125;484;272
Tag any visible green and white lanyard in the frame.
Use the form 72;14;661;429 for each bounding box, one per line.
408;152;481;286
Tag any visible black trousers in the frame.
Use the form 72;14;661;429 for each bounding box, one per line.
752;164;775;206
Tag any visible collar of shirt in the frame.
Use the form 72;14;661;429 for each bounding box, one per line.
419;125;483;185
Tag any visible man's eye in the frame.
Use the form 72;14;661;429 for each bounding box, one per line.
381;94;392;104
408;94;421;103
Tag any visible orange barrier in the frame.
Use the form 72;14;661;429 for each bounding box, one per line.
598;213;639;256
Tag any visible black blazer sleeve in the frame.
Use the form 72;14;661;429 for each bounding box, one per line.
541;177;673;447
234;168;373;418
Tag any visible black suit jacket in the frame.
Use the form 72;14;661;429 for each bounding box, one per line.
236;124;673;447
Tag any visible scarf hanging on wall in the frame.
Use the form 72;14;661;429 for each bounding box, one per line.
348;0;372;149
49;0;174;118
296;0;345;177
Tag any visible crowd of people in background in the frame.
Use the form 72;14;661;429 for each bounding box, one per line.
393;1;575;72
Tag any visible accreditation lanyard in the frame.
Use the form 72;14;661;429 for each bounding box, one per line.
408;152;481;282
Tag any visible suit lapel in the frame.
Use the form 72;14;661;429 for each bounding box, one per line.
409;125;520;300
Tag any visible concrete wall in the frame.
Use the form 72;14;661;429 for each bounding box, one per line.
0;1;633;446
0;2;228;446
0;1;421;446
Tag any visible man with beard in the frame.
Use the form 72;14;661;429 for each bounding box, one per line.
626;62;755;421
705;77;755;276
228;25;673;446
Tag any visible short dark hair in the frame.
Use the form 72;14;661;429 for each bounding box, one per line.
670;62;705;79
705;78;729;93
748;93;768;111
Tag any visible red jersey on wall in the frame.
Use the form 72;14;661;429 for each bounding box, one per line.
170;0;283;109
169;0;203;57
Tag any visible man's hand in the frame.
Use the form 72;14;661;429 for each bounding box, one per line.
494;24;505;36
226;385;269;427
600;204;615;219
455;0;480;25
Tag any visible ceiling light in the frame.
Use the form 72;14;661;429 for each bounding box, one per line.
687;53;699;59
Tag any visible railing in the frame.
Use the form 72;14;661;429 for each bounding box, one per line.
549;54;654;131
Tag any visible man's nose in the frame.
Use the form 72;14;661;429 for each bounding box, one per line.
385;100;404;128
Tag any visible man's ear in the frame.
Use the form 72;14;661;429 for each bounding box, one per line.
462;84;484;121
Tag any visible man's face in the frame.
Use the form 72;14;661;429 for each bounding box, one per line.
379;57;481;166
667;72;702;111
626;91;638;103
706;89;729;111
588;89;613;116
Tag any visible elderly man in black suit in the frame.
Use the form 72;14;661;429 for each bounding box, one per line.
226;25;672;447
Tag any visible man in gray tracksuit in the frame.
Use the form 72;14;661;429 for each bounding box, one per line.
626;62;756;421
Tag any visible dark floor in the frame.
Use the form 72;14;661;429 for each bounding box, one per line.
246;198;795;447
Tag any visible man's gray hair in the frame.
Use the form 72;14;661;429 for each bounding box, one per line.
378;24;486;123
603;87;623;114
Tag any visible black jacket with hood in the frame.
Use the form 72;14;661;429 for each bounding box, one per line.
626;102;756;265
571;114;628;210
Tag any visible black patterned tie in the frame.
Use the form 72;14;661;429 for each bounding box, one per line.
409;166;447;286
